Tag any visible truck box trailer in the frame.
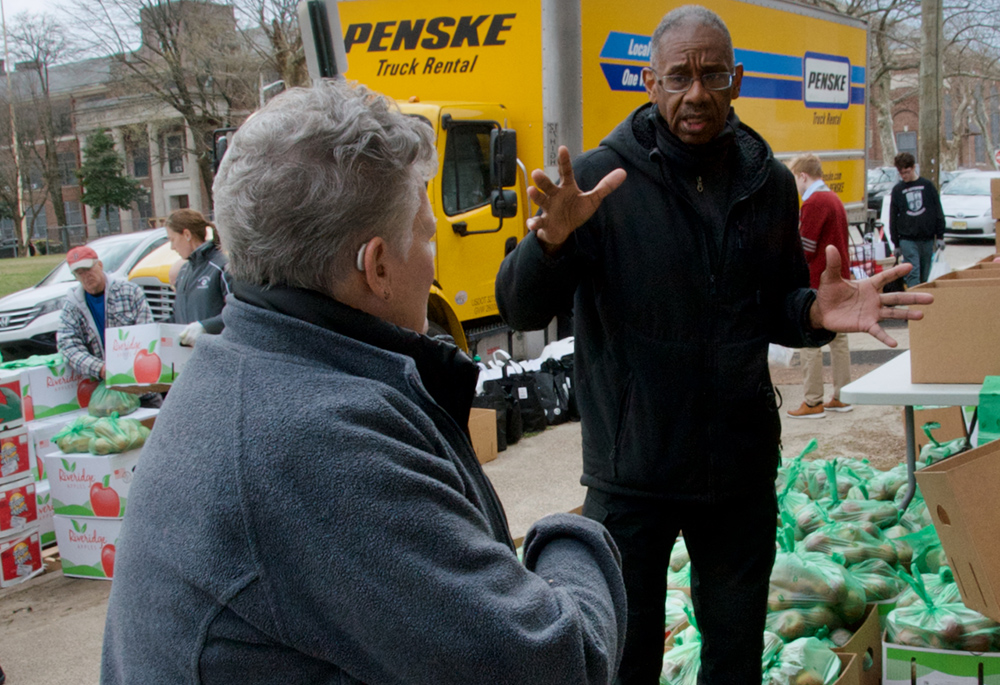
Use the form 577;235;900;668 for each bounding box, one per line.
337;0;868;351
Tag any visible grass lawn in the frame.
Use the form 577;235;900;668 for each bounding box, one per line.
0;254;64;298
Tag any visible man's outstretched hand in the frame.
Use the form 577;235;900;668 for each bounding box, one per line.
527;146;626;255
810;245;934;347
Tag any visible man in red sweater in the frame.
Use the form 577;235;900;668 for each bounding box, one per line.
787;155;853;419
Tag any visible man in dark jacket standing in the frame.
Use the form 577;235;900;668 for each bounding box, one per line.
496;6;931;683
889;151;946;286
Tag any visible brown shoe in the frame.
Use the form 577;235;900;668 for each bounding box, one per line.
824;398;854;413
787;402;826;419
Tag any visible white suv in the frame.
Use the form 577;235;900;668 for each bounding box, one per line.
0;229;168;359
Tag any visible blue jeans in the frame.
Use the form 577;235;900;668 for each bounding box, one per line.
900;238;935;287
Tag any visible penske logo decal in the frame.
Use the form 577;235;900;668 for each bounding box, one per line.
598;33;864;108
344;14;515;76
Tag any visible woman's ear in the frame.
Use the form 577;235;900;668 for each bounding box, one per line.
361;237;392;300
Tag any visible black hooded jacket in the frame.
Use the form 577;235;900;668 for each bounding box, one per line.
496;104;833;501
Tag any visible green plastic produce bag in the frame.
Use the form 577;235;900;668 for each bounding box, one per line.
88;381;139;417
978;376;1000;446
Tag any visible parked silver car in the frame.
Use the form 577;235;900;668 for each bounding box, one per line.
0;229;168;359
941;171;1000;240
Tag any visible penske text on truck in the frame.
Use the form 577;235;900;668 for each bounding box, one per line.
337;0;868;350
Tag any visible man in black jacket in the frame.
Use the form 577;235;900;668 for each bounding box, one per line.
496;6;931;683
889;152;947;286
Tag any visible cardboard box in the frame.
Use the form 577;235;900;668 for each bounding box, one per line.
469;407;498;465
0;528;43;587
105;323;193;393
835;652;860;685
874;595;901;631
25;409;89;481
883;634;1000;683
909;280;1000;383
53;515;121;580
936;268;1000;281
0;427;32;486
916;438;1000;623
35;479;54;547
911;406;968;453
31;407;157;483
42;449;140;518
834;604;882;685
17;363;98;421
0;477;37;538
0;372;24;431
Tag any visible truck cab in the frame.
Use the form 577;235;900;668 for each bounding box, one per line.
401;101;529;350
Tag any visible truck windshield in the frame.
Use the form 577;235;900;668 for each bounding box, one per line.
441;124;493;216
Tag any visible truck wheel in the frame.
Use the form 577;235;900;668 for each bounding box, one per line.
427;321;455;345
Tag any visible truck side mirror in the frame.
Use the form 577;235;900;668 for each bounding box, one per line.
491;189;518;218
490;129;517;188
212;127;238;174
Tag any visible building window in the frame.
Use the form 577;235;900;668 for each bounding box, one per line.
64;200;84;228
132;147;149;178
0;218;14;241
23;162;44;191
53;102;73;136
166;134;184;174
29;204;47;239
95;207;121;235
896;131;918;161
59;151;78;187
170;194;189;210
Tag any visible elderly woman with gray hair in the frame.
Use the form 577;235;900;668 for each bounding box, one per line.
101;80;626;685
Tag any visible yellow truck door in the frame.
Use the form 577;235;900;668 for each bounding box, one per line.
431;105;526;324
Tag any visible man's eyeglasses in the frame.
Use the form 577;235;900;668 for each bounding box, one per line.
651;71;735;93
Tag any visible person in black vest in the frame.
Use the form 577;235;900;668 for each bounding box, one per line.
889;152;946;287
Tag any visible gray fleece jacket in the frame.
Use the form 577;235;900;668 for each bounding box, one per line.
101;285;626;685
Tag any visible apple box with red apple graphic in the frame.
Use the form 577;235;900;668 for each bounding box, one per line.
0;427;31;486
17;362;96;421
0;476;37;538
105;324;193;393
35;479;55;547
53;515;121;580
0;528;42;587
26;406;158;482
25;408;89;481
0;371;25;431
42;449;140;519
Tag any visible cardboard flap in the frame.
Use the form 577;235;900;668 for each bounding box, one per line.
916;439;1000;622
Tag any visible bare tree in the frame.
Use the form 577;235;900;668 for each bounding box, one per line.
232;0;307;92
68;0;260;207
8;13;78;238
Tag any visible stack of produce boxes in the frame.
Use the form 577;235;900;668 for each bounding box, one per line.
1;358;99;548
42;416;151;580
0;371;43;587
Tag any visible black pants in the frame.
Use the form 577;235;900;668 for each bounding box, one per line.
583;487;777;685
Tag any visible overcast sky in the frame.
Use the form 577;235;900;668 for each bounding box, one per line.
1;0;68;24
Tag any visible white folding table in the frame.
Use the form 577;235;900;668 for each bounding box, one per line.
839;351;982;509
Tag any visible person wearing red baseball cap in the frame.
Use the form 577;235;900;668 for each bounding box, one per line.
57;243;157;398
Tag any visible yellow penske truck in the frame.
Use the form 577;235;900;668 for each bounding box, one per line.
335;0;869;352
132;0;869;354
